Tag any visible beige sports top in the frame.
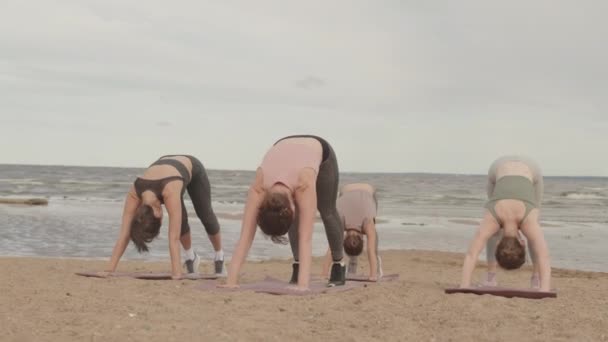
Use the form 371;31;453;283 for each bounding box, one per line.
337;185;377;232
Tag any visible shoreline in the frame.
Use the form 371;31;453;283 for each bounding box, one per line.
2;239;608;274
1;249;607;277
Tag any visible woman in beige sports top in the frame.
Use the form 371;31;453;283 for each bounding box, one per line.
321;183;382;281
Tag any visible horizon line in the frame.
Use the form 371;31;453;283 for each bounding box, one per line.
1;162;606;178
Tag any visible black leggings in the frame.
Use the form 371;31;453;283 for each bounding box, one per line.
275;135;344;262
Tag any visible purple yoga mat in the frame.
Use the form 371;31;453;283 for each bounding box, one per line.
198;276;365;296
345;273;400;282
445;286;557;299
75;271;130;278
75;271;218;280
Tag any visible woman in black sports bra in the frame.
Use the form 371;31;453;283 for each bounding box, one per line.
100;155;225;279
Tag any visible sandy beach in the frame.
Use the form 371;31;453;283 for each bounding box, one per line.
2;250;607;342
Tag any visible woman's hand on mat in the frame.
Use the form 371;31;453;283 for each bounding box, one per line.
368;275;378;282
217;283;240;289
171;273;182;280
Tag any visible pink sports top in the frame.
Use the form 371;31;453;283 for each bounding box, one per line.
260;139;322;191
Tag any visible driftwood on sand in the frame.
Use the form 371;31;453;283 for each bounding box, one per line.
0;198;48;205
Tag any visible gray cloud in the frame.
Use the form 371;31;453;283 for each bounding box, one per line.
295;77;326;90
156;121;173;127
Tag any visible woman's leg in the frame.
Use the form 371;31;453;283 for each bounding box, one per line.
314;142;345;286
186;157;225;274
186;158;222;252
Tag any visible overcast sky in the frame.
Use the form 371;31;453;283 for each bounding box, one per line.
1;1;606;176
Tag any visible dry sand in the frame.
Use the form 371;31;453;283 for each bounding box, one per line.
2;250;607;342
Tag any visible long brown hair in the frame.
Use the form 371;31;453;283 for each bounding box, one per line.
257;192;294;244
130;205;162;252
495;236;526;270
343;231;364;256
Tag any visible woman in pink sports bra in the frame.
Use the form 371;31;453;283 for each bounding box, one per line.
222;135;346;290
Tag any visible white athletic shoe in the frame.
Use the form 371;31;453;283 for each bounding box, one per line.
214;259;227;277
184;252;200;274
347;257;358;276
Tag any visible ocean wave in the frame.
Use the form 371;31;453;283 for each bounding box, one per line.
48;196;123;203
543;200;564;206
432;194;484;200
584;187;607;191
0;178;45;185
400;222;426;226
30;196;246;205
212;200;244;206
213;184;249;190
448;219;480;226
59;179;112;185
444;194;484;200
560;191;606;200
427;195;484;204
215;212;243;221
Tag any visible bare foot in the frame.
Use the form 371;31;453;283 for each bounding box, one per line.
480;272;497;287
530;273;540;289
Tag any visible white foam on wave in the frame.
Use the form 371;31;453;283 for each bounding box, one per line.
564;193;606;200
213;184;250;190
48;195;123;203
0;178;45;185
60;179;108;185
211;200;244;207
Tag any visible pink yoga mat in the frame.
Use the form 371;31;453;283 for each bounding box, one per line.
75;271;218;280
198;276;365;296
445;286;557;299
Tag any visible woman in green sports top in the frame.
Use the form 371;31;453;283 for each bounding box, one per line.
460;156;552;292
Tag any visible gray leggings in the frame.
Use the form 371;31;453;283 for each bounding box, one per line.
278;135;344;262
161;155;221;236
186;156;221;236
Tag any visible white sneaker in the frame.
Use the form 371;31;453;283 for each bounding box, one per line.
184;252;200;274
347;257;358;276
214;259;227;277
